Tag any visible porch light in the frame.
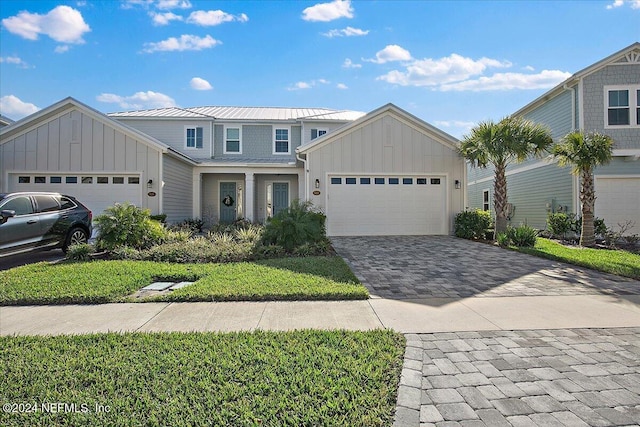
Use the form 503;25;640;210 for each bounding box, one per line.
147;179;153;188
455;179;461;189
315;179;320;189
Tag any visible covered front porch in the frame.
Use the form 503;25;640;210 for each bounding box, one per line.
192;165;304;225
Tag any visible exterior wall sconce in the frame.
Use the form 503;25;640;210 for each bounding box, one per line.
147;179;153;188
455;179;461;189
315;179;320;189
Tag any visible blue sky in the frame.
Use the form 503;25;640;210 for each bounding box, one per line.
1;0;639;138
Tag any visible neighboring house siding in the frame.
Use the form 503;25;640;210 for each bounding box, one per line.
117;119;212;159
162;155;193;223
582;63;640;149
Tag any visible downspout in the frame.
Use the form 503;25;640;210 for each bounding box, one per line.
296;151;309;201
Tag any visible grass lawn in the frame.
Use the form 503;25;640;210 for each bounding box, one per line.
514;238;640;280
0;330;405;427
0;256;368;305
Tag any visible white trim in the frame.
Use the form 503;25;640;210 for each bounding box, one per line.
467;157;558;185
184;125;205;150
578;77;584;131
603;84;640;129
594;174;640;179
272;126;291;155
613;149;640;156
222;124;242;154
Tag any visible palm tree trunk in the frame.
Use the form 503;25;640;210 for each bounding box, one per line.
493;161;508;235
580;167;596;247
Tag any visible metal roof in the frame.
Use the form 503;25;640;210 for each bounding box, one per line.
108;105;365;121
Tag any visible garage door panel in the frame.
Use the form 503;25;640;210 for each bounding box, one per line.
327;175;447;236
9;174;142;217
595;177;640;233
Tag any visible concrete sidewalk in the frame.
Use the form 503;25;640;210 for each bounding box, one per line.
2;293;640;336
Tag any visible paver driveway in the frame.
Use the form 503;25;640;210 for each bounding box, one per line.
331;236;640;299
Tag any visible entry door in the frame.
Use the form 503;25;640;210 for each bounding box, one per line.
219;182;237;223
273;183;289;217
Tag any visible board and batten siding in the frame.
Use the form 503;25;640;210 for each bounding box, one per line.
117;119;212;160
162;155;193;223
306;112;465;222
0;108;161;213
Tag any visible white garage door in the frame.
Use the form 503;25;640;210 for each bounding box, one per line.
9;173;143;217
327;175;447;236
595;176;640;234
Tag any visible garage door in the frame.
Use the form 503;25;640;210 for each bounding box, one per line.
9;173;143;217
327;175;447;236
595;176;640;233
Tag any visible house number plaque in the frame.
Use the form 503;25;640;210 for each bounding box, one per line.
148;192;156;197
312;190;321;195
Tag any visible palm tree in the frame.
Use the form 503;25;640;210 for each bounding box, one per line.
460;116;553;235
552;131;613;247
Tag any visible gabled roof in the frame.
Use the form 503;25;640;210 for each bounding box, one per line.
108;105;365;122
296;103;460;154
0;97;196;165
0;114;15;127
514;42;640;116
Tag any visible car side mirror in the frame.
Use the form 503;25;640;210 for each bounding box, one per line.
0;209;16;224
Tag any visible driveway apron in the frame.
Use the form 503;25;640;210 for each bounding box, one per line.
331;236;640;299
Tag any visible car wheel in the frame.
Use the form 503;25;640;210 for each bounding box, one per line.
63;227;89;253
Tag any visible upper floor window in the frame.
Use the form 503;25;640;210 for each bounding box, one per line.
224;127;241;154
186;127;204;149
311;128;327;140
605;85;640;128
274;128;290;154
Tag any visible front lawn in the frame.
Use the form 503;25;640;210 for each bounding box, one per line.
0;330;405;427
514;238;640;280
0;256;367;305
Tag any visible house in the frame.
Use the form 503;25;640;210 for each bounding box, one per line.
467;42;640;233
0;99;465;236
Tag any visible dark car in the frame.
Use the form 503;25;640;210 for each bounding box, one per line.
0;192;92;257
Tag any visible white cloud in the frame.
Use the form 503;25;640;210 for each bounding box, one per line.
1;5;90;44
366;44;412;64
377;53;512;87
150;12;183;25
0;56;30;68
96;91;176;109
187;10;248;26
142;34;221;53
342;58;361;69
322;26;368;37
336;83;348;90
156;0;192;10
439;69;573;92
302;0;353;22
0;95;40;119
523;65;535;71
54;45;70;53
287;79;330;91
606;0;640;9
190;77;212;90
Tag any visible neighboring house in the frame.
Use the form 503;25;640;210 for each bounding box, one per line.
0;98;465;235
467;42;640;233
0;115;15;129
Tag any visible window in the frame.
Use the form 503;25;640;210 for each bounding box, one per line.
331;177;342;184
605;85;640;127
97;177;109;184
374;178;385;184
113;177;124;184
50;177;62;184
403;178;413;185
59;197;75;210
66;177;78;184
430;178;441;185
483;190;490;211
225;127;241;153
311;129;328;140
417;178;427;185
35;176;46;184
35;195;60;213
128;177;140;184
1;196;33;215
388;178;399;184
81;176;93;184
186;127;204;149
18;176;30;183
274;128;290;154
360;178;371;184
345;177;356;184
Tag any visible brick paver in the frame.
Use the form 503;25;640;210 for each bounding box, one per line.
332;236;640;299
394;328;640;427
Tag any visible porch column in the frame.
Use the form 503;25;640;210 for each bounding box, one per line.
192;170;202;219
245;172;255;222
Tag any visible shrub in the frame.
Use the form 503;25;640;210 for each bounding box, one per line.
496;233;510;248
141;237;253;263
454;209;492;240
506;224;537;247
110;246;142;260
253;243;287;259
149;214;167;223
94;203;167;251
65;243;95;261
262;200;327;252
171;218;204;233
547;213;573;239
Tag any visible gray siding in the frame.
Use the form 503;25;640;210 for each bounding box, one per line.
524;89;574;140
595;156;640;175
213;124;301;161
582;63;640;149
162;155;193;223
117;119;212;159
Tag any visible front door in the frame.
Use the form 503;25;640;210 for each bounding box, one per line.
273;183;289;217
219;182;237;223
